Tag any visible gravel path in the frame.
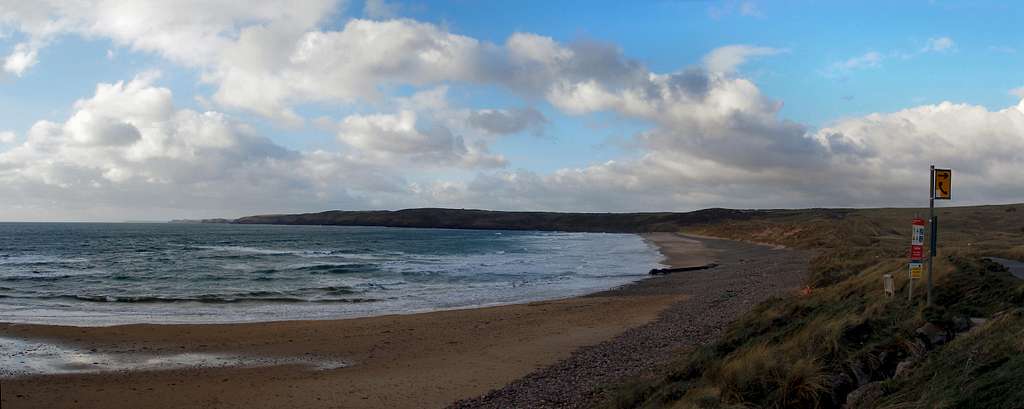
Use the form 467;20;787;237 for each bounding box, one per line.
449;235;810;409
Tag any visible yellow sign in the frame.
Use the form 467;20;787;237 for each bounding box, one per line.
934;168;951;200
909;262;923;279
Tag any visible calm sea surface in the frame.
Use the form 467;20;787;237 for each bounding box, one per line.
0;223;664;325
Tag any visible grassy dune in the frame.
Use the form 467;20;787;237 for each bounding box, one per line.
609;204;1024;409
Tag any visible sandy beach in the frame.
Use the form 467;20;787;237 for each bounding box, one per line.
0;233;806;409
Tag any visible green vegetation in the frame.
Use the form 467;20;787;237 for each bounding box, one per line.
608;204;1024;409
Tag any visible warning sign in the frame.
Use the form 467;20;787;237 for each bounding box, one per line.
910;262;923;279
934;168;951;200
911;218;925;260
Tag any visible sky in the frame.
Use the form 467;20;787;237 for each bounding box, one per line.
0;0;1023;221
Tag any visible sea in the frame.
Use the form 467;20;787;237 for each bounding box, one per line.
0;223;665;325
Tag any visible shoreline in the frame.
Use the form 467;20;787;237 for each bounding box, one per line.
0;229;666;328
0;234;795;409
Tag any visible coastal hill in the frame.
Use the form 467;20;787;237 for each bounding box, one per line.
209;207;851;233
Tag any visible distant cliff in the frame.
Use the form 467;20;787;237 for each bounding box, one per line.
168;218;234;224
228;207;803;233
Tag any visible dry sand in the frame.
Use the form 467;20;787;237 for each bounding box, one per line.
0;233;719;409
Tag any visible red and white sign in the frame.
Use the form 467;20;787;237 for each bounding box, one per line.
910;218;925;261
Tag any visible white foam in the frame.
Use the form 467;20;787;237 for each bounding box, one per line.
0;336;348;377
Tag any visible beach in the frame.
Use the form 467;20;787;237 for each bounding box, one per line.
0;233;807;409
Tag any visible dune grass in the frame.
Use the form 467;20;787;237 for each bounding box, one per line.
605;204;1024;409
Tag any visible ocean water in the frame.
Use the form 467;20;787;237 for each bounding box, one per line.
0;223;664;325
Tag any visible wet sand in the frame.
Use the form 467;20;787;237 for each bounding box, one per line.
0;233;718;409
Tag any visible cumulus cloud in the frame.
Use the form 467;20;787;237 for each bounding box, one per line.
398;40;1024;211
0;0;336;68
420;98;1024;211
2;7;1022;217
0;73;415;220
0;131;15;143
211;18;489;121
1010;87;1024;99
336;110;506;168
0;4;769;127
2;5;647;122
466;108;547;136
3;42;38;76
327;85;534;168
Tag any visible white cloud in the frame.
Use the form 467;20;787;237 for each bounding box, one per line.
0;0;337;68
1010;87;1024;99
467;108;547;136
0;131;15;143
403;41;1024;211
827;37;956;78
709;1;764;19
3;42;38;76
211;18;486;121
0;73;417;220
2;8;1022;217
738;1;762;17
0;5;772;128
336;110;507;168
703;45;782;73
829;51;883;75
421;98;1024;212
922;36;955;53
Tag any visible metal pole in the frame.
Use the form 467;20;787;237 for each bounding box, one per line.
927;165;935;306
908;272;913;301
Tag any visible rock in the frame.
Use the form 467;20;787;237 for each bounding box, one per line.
894;359;914;378
845;381;884;409
916;322;948;346
951;316;972;332
849;363;870;387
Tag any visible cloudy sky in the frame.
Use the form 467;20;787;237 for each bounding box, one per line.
1;0;1023;221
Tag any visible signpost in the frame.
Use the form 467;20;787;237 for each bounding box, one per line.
927;166;951;306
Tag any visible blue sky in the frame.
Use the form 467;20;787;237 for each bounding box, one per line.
0;0;1022;220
